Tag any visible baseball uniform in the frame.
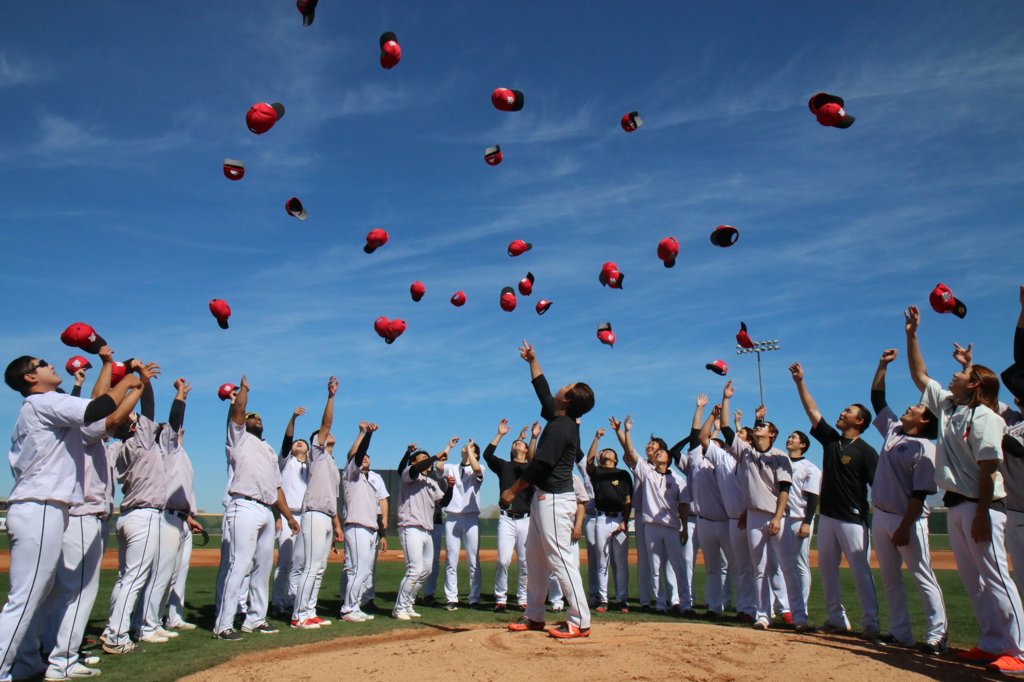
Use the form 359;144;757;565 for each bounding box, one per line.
272;434;308;614
293;437;340;623
442;459;484;606
629;457;687;612
685;445;732;615
344;470;388;607
576;462;600;605
340;434;379;616
394;454;447;616
923;379;1024;657
483;442;533;607
869;402;946;647
1002;412;1024;599
782;456;821;614
703;441;756;619
588;463;632;606
811;417;879;633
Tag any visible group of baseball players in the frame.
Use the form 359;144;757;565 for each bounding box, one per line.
2;287;1024;677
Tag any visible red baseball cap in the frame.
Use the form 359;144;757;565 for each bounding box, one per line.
492;87;524;112
217;383;237;401
597;322;616;348
223;159;245;181
706;359;728;376
450;291;467;307
209;299;231;329
60;322;107;354
374;316;390;339
499;287;517;312
808;93;855;129
929;283;967;318
109;361;128;387
385;318;406;344
364;228;389;254
598;262;624;289
657;237;679;268
285;197;308;221
296;0;318;26
736;322;754;349
535;299;552;315
710;225;739;248
380;32;401;69
410;281;426;302
507;240;532;257
518;272;534;296
484;145;503;166
246;102;285;135
621;111;643;132
65;356;92;375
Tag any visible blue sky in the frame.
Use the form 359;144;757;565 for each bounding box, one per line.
2;1;1023;511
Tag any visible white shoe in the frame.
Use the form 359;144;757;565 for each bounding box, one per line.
752;618;770;631
45;663;102;679
138;632;169;644
166;621;197;631
391;610;411;621
343;611;370;623
155;628;179;638
407;609;422;618
357;610;374;621
82;655;101;666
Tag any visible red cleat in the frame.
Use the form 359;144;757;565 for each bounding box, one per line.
780;611;793;625
986;655;1024;674
508;618;546;632
548;622;591;639
955;646;1000;664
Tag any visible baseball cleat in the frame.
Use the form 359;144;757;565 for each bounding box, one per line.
955;646;1001;664
821;621;850;635
422;596;437;606
407;609;422;618
508;618;546;632
444;602;459;611
705;611;721;622
166;622;197;631
860;625;882;642
548;623;591;639
735;612;754;624
103;641;144;655
793;623;814;633
155;628;179;638
494;603;507;613
45;663;102;678
392;610;412;621
138;632;170;644
986;655;1024;674
241;622;279;634
291;618;320;629
752;618;770;631
309;616;332;627
779;612;793;625
212;629;242;641
343;611;371;623
917;638;948;656
681;609;700;619
617;602;630;613
595;603;608;613
878;633;914;648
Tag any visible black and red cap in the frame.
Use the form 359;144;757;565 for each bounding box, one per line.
297;0;318;26
380;32;401;69
621;111;643;132
597;322;616;348
209;299;231;329
484;145;503;166
223;158;245;181
705;359;728;376
710;225;739;248
492;87;525;112
285;197;307;221
246;102;285;135
808;92;855;129
518;272;534;296
364;228;389;254
60;322;107;354
657;237;679;268
507;240;532;257
499;287;517;312
535;299;552;315
736;322;754;349
65;356;92;375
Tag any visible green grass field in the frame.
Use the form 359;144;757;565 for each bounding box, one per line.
0;559;979;682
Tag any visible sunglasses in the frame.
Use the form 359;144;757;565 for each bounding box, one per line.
29;360;50;372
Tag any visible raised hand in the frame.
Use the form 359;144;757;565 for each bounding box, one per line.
174;378;192;398
98;345;115;364
696;393;708;408
952;342;973;368
239;375;250;391
594;427;606;439
714;404;724;420
519;340;535;362
293;406;306;418
722;380;734;399
755;404;766;420
359;421;370;433
516;425;528;441
138;362;161;383
879;348;898;365
497;418;510;436
904;305;920;335
406;443;417;453
623;415;633;432
608;416;622;433
531;421;540;438
327;376;339;396
788;362;804;382
367;423;379;433
74;369;87;385
447;436;460;450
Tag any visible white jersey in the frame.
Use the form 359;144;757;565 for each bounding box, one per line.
629;457;685;530
686;446;728;522
367;470;388;502
342;457;379;529
442;462;483;514
704;442;745;520
729;436;792;515
871;407;937;517
576;461;597;515
8;391;91;505
572;474;591;506
279;454;309;513
786;457;822;520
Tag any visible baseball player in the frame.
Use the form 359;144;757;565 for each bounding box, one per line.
999;287;1024;602
340;464;389;612
780;429;820;625
291;377;342;628
40;351;142;678
614;415;690;615
164;427;200;632
717;383;799;631
102;360;171;655
584;428;632;613
421;472;450;607
271;407;309;617
906;305;1024;674
484;419;535;611
394;444;454;620
569;457;598;610
339;421;383;621
502;341;594;639
442;438;484;610
790;361;879;638
213;376;299;640
134;378;205;644
869;348;947;652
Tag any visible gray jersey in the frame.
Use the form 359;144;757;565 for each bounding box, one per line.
160;426;196;514
398;465;445;531
72;419;112;517
704;442;745;519
225;419;281;506
117;415;166;510
302;441;340;517
343;457;379;529
730;436;793;515
871;407;936;517
687;446;728;522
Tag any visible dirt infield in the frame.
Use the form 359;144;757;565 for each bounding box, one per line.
0;547;961;571
181;622;995;682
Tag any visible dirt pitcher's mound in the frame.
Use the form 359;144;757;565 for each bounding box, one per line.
182;623;991;682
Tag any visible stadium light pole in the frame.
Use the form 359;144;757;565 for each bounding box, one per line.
736;339;781;407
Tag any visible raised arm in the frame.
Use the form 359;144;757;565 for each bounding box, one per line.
315;376;338;447
104;375;143;432
670;394;707;463
586;428;605;476
521;341;555;420
91;346;115;399
483;419;510;473
466;439;483;477
229;375;250;426
281;406;305;458
527;421;539;461
353;423;376;467
698;404;720;448
788;363;823;426
952;342;973;371
397;443;416;474
871;349;897;414
904;306;930;392
168;378;190;431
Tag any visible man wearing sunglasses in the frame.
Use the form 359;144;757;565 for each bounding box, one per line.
2;354;140;679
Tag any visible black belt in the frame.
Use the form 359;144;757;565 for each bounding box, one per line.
166;509;189;520
944;491;1006;512
501;510;529;519
238;495;272;509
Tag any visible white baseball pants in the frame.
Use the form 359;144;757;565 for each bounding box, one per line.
524;492;591;629
45;514;104;678
697;517;732;614
341;524;376;614
495;513;530;605
423;523;444;599
594;513;629;604
948;502;1024;656
781;517;813;609
635;519;652;606
444;513;481;604
137;511;187;637
165;527;193;627
215;499;274;633
1006;509;1024;604
645;523;684;610
729;518;756;617
292;511;333;621
871;508;947;645
272;512;303;611
818;514;879;631
679;517;696;609
214;524;252;616
583;514;599;601
396;527;433;613
747;509;805;624
105;508;160;646
766;543;789;615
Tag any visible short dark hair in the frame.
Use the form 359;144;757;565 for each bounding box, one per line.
5;356;36;395
852;403;872;433
565;382;595;419
792;430;810;453
649;436;669;451
919;408;939;440
293;439;309;450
